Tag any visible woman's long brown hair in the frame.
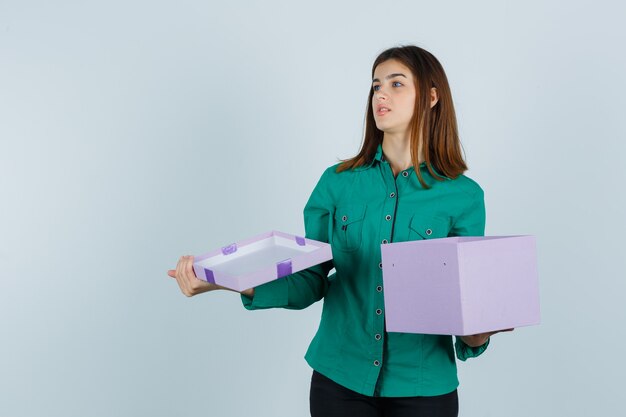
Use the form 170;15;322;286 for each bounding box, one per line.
337;45;467;188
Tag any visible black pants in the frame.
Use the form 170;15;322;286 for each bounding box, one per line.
310;371;459;417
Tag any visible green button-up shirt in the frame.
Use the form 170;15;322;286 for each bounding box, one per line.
241;144;489;397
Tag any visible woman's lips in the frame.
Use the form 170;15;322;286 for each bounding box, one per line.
376;107;391;116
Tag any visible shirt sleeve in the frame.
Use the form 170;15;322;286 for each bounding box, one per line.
448;184;485;237
448;183;490;360
241;168;335;311
454;336;490;361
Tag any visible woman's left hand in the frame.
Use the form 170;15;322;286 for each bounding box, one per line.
459;328;514;347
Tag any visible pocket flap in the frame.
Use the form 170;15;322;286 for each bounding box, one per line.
334;204;367;226
409;215;449;239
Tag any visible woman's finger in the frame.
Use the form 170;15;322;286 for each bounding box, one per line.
185;256;202;291
176;256;190;295
182;256;192;284
187;256;196;278
489;328;514;337
186;256;198;283
174;257;182;286
182;255;197;294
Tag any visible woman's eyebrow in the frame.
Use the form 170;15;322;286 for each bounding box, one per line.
372;73;407;83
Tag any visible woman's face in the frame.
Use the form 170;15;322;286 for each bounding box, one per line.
371;59;417;136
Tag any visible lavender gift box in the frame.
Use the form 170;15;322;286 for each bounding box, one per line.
193;230;333;292
381;235;540;336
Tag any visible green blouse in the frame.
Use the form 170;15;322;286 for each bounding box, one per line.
241;145;490;397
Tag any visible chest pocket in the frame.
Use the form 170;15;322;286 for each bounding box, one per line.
408;215;450;240
332;204;367;252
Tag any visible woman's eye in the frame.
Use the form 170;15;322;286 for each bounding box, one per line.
392;81;403;87
373;85;380;91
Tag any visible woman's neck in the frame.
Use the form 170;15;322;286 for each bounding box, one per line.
382;133;424;177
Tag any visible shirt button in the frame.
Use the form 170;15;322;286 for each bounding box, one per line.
342;215;348;222
402;171;409;177
376;309;382;315
376;285;383;292
378;262;383;269
389;192;395;198
385;215;391;221
381;239;388;244
375;334;382;341
426;228;432;236
373;360;380;367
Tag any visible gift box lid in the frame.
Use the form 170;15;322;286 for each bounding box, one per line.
193;230;332;292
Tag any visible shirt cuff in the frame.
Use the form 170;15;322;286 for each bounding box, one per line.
240;278;289;310
455;336;490;361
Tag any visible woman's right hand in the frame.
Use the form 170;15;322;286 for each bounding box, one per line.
167;255;255;298
167;255;224;297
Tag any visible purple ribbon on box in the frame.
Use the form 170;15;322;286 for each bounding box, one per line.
276;259;292;278
204;268;216;284
221;243;237;255
296;236;306;246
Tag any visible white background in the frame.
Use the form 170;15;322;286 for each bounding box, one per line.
1;0;625;416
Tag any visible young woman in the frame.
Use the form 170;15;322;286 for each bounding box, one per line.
168;45;511;417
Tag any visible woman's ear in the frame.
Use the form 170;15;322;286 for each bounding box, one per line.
430;87;439;108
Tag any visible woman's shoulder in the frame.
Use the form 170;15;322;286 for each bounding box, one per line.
310;162;362;199
305;163;352;208
448;172;484;198
324;162;344;174
318;161;354;181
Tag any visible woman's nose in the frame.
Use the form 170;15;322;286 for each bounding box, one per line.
374;89;387;100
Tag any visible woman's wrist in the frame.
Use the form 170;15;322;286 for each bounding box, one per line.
459;334;489;348
240;288;255;298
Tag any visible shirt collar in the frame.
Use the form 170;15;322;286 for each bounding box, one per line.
373;144;426;167
371;144;450;180
373;144;384;163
